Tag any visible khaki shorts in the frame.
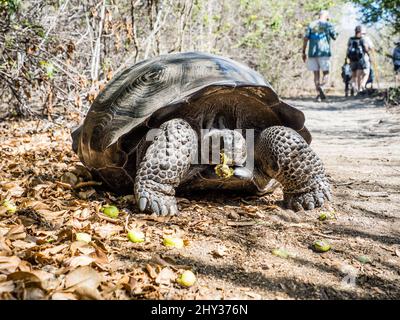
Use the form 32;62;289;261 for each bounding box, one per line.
307;57;331;72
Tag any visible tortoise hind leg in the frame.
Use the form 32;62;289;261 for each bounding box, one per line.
134;119;197;215
255;126;332;211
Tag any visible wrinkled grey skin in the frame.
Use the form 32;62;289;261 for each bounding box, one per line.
72;52;332;215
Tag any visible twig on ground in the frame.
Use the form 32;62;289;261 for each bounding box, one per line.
74;181;102;189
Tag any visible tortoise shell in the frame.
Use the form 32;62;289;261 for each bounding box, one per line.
72;52;310;193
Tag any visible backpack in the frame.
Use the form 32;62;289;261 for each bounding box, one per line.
393;46;400;66
347;38;365;62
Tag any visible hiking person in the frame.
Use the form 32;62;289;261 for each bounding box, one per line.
341;58;353;97
360;27;375;91
365;67;375;90
302;10;338;101
392;40;400;86
347;25;371;95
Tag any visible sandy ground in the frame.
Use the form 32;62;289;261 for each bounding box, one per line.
0;94;399;300
175;94;400;299
175;93;400;299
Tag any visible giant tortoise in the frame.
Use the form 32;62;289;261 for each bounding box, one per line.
72;52;332;215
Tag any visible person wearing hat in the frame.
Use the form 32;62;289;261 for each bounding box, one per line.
302;10;338;101
347;25;372;95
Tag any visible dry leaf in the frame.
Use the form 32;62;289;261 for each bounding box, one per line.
5;225;26;240
11;240;36;250
7;271;43;289
146;264;158;279
0;280;15;294
70;241;95;256
0;256;21;274
155;267;176;285
65;266;103;300
31;270;58;291
0;237;12;253
0;182;24;197
90;244;109;265
43;243;69;256
65;255;95;268
211;244;227;258
94;224;122;239
23;200;50;211
51;292;78;300
24;287;46;299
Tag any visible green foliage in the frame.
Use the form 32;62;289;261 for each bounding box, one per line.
0;0;20;14
351;0;400;33
21;19;45;37
39;61;56;79
304;0;338;12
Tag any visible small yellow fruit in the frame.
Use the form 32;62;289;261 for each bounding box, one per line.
272;248;289;258
357;255;372;264
76;232;92;243
127;230;145;243
313;239;331;252
101;205;119;218
163;236;184;248
318;211;335;221
177;270;196;287
2;200;17;214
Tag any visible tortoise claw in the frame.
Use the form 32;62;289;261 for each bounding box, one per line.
285;184;332;212
151;200;161;215
135;185;178;216
160;204;169;216
139;198;148;212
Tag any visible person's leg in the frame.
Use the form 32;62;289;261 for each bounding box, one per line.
361;58;371;90
307;57;321;100
356;69;363;92
318;57;330;99
350;72;357;94
350;62;358;95
313;71;320;92
321;71;329;86
360;68;369;92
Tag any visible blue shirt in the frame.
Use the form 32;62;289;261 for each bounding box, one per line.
305;20;337;57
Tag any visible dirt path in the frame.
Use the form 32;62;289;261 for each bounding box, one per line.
1;95;399;300
179;95;400;299
290;95;400;247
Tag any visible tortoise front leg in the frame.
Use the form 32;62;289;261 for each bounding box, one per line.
255;126;332;210
134;119;197;215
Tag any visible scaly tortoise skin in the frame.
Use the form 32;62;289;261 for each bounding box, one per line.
72;52;331;215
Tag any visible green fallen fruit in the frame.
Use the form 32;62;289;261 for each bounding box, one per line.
318;211;335;221
313;239;331;252
101;205;119;218
2;200;17;214
127;230;145;243
272;248;289;259
76;232;92;243
177;270;196;287
357;255;372;264
163;236;184;249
